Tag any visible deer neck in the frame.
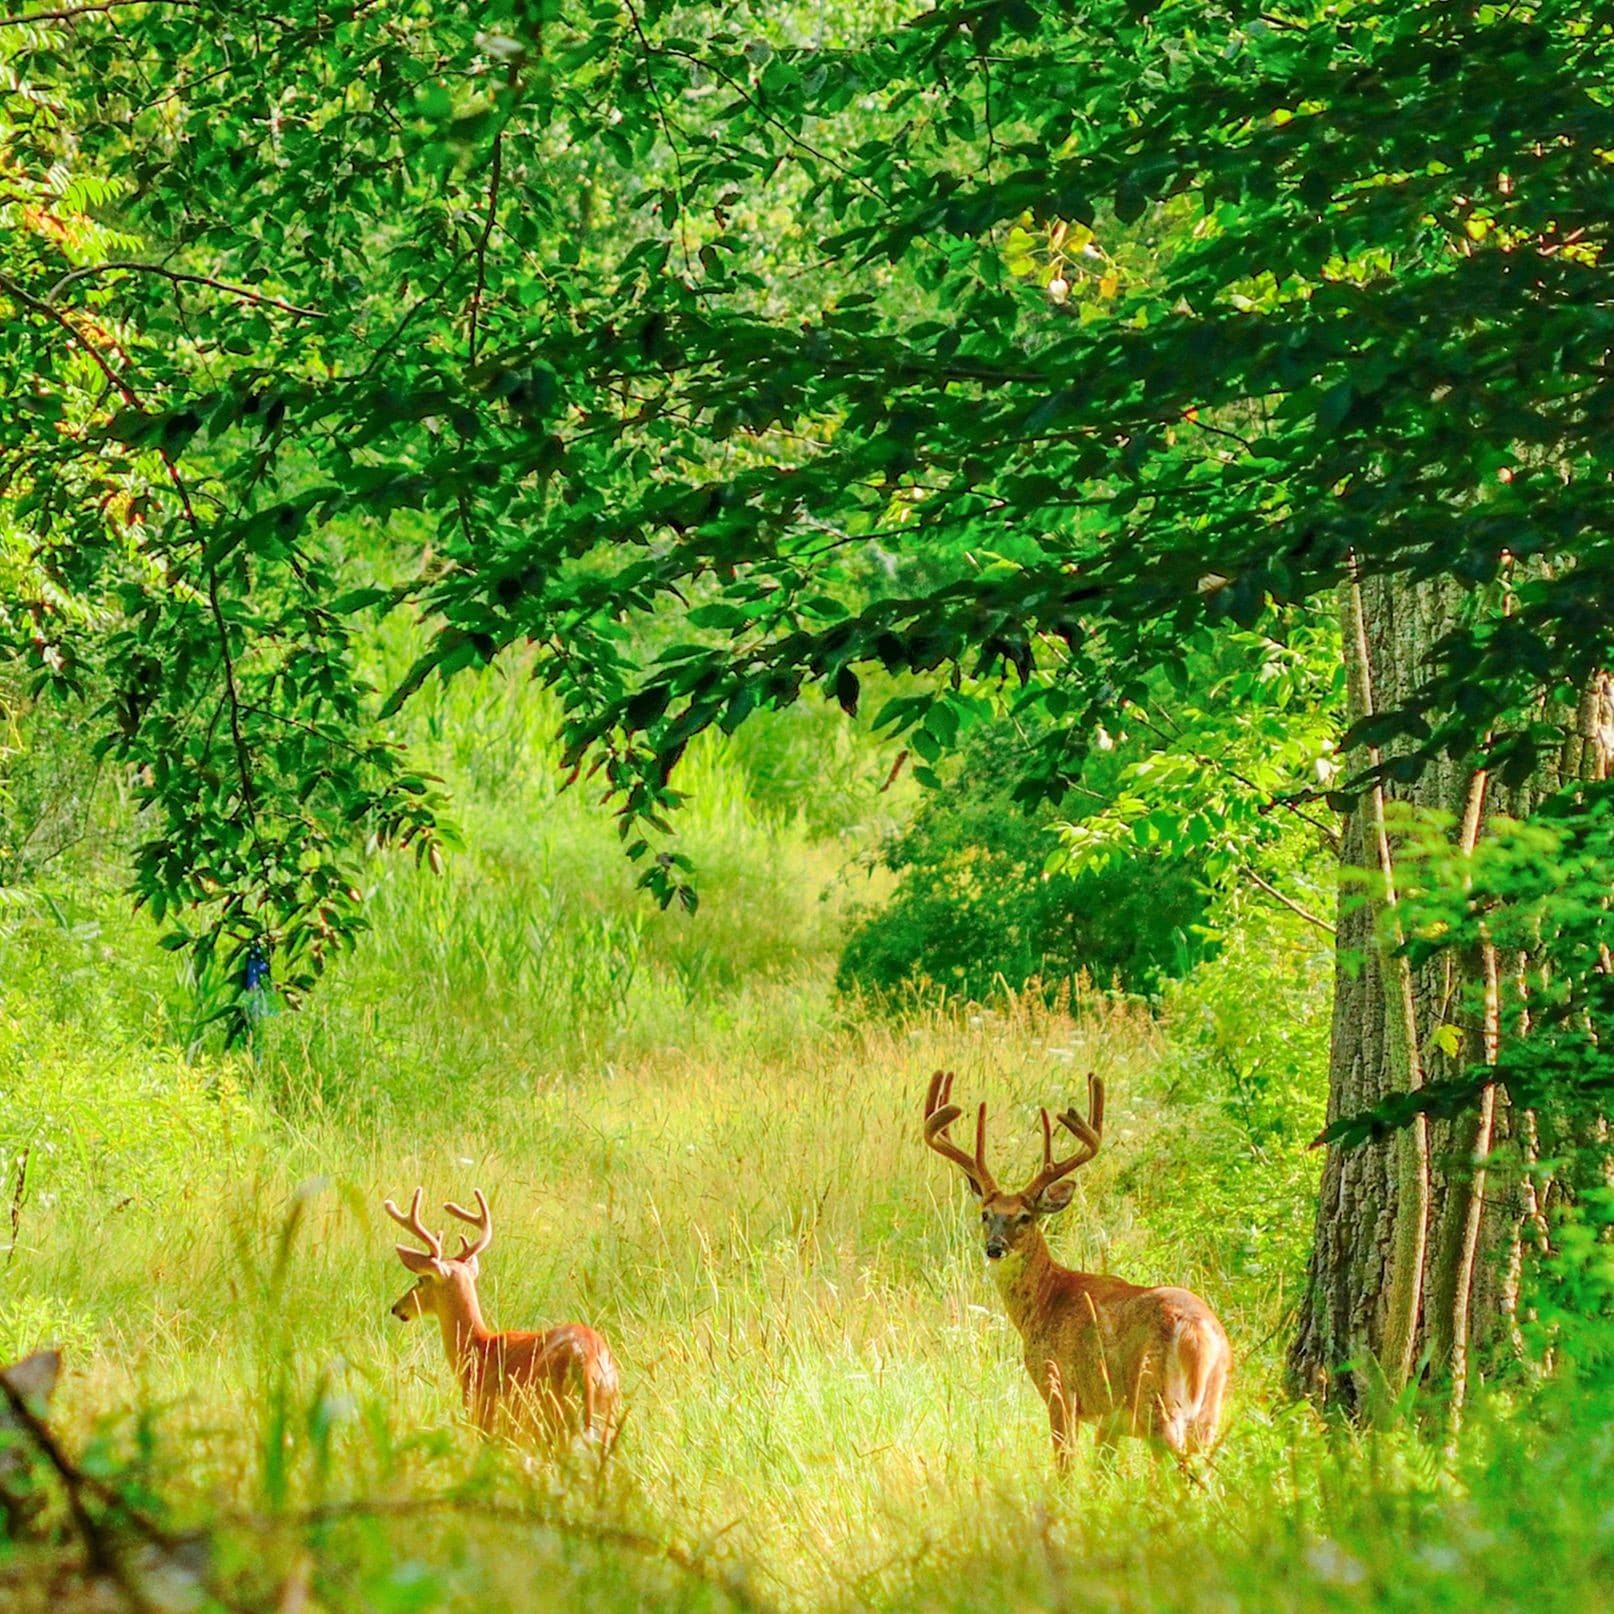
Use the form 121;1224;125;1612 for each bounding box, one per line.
435;1274;493;1380
990;1225;1083;1338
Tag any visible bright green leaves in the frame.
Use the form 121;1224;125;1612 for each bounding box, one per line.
6;0;1614;1027
1047;618;1342;927
1318;792;1614;1148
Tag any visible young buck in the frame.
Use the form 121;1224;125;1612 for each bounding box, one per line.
384;1188;620;1451
922;1071;1230;1468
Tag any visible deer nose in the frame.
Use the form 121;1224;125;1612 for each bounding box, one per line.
985;1239;1006;1260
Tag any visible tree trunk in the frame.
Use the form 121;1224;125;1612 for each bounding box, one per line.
1287;573;1613;1417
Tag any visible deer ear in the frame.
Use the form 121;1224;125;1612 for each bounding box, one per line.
396;1244;444;1277
1032;1179;1077;1216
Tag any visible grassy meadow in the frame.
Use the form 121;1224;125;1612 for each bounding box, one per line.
2;672;1611;1612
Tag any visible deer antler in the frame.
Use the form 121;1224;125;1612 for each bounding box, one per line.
922;1070;997;1196
383;1187;444;1263
1022;1072;1105;1200
443;1188;493;1261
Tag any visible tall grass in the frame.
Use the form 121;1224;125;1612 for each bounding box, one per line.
2;674;1612;1610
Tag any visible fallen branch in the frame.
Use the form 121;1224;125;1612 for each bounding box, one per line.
0;1370;156;1611
0;1369;249;1614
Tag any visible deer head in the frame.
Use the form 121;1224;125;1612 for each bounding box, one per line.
383;1187;494;1324
922;1069;1104;1262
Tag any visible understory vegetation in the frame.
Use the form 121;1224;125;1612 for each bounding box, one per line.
837;720;1213;1001
3;685;1610;1612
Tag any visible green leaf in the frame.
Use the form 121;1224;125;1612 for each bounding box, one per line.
688;604;748;630
325;587;394;615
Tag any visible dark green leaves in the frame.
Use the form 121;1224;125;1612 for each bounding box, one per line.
7;0;1614;1038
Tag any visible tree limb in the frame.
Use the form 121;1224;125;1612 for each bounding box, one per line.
466;127;504;367
47;261;325;319
1241;864;1335;936
0;1;197;25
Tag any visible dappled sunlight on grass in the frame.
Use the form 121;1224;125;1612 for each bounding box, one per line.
9;957;1610;1609
3;690;1610;1610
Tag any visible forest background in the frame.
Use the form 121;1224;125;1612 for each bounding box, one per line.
2;2;1614;1610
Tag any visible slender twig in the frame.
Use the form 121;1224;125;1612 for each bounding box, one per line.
1213;1043;1272;1163
0;272;135;398
0;1373;154;1610
0;1;198;26
623;0;695;274
1242;864;1336;936
979;48;997;177
47;261;325;319
354;252;470;381
8;753;104;870
1123;705;1342;843
204;569;258;819
239;700;397;758
466;128;506;367
0;271;261;828
5;1147;28;1268
1181;409;1256;453
652;42;886;205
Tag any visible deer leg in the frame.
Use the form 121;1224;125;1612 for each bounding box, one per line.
1147;1391;1211;1488
1129;1355;1155;1446
1155;1396;1187;1459
1043;1361;1077;1473
1049;1399;1076;1472
1189;1355;1229;1457
470;1369;501;1438
1045;1400;1071;1478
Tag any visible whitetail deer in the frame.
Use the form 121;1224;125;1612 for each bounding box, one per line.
922;1071;1230;1468
384;1188;620;1452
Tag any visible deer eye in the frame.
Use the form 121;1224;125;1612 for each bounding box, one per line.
1017;1212;1032;1226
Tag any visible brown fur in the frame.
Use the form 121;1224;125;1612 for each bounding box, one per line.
924;1072;1230;1470
984;1209;1230;1465
391;1267;620;1446
384;1191;621;1453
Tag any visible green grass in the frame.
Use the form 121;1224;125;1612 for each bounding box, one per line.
2;684;1612;1611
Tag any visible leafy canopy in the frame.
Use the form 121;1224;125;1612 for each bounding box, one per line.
2;1;1611;1030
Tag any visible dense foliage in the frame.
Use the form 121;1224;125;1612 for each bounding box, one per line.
3;0;1614;1448
5;1;1612;1023
838;718;1210;1000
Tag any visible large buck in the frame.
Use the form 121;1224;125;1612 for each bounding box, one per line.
384;1188;620;1451
922;1071;1230;1467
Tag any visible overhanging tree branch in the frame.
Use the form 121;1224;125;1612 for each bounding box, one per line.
0;0;199;25
46;261;326;319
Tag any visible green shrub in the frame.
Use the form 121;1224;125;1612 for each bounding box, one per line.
837;723;1210;1002
1147;909;1333;1288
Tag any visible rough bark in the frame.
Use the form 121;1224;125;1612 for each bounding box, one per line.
1288;575;1614;1417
